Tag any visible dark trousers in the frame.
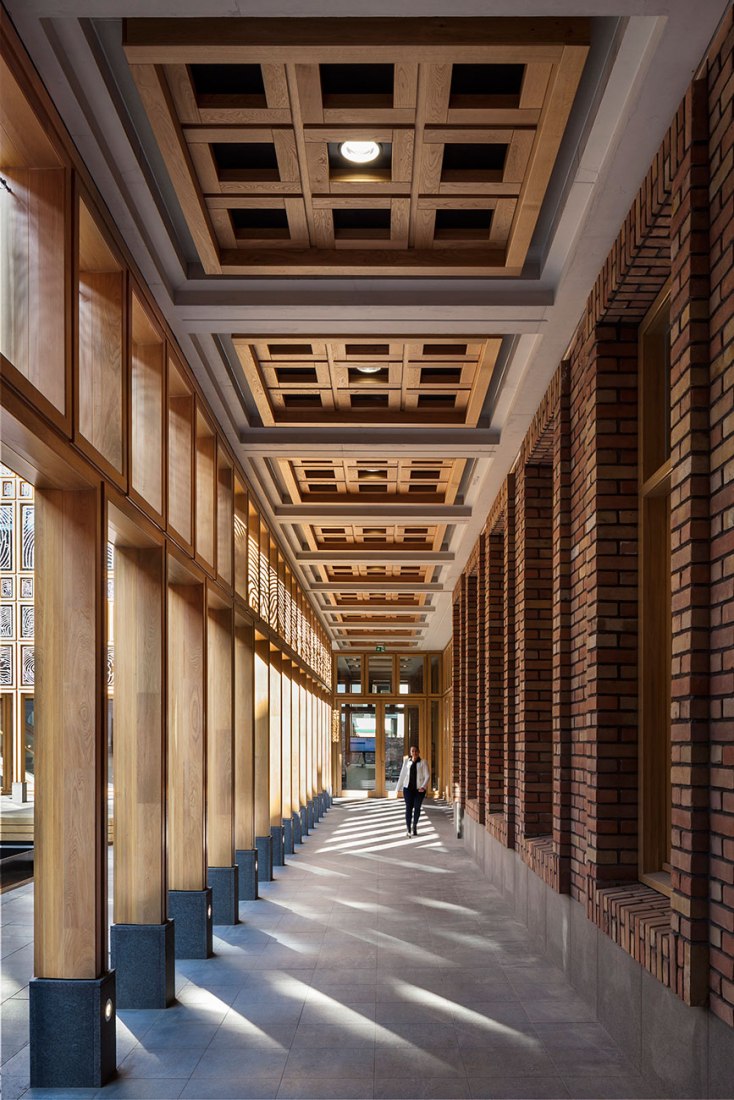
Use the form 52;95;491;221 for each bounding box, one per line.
403;788;426;832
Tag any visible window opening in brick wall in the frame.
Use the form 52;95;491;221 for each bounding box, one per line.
639;288;672;895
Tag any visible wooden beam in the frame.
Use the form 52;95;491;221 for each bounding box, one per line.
239;427;499;456
273;504;471;523
296;550;454;565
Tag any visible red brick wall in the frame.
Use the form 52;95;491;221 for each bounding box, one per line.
707;10;734;1027
450;10;734;1024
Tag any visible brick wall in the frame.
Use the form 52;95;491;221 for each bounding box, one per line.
450;10;734;1024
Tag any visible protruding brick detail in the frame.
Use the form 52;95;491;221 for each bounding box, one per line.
707;10;734;1029
450;14;734;1024
515;460;553;841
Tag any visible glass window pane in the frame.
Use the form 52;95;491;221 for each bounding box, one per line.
368;654;393;694
430;654;441;694
399;655;424;694
336;655;362;694
385;703;420;789
431;700;440;793
340;703;376;791
24;697;34;783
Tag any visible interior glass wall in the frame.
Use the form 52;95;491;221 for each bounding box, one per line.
341;703;376;792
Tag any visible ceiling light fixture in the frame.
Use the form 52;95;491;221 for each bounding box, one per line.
355;365;382;374
339;140;381;164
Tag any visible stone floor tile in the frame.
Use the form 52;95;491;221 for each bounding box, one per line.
467;1076;570;1099
277;1076;374;1099
180;1076;282;1099
374;1075;471;1099
562;1074;663;1099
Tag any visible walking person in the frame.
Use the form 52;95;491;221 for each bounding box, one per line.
396;745;430;837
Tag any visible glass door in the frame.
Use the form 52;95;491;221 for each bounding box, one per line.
340;703;376;793
382;703;421;796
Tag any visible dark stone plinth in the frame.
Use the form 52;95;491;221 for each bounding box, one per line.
168;888;213;958
307;800;315;830
235;848;258;899
208;865;239;925
256;834;273;883
292;811;302;846
283;816;294;855
110;920;174;1009
314;794;322;821
271;824;285;867
30;972;116;1088
300;805;309;837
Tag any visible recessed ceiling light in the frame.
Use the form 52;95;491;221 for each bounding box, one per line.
339;140;381;164
355;365;382;374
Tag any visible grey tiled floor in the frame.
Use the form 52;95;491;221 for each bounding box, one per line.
1;798;658;1099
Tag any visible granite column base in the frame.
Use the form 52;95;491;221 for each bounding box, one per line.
30;972;116;1088
283;816;294;855
256;834;273;883
208;865;239;925
271;824;285;867
292;811;302;846
235;848;258;899
167;888;213;958
110;920;175;1008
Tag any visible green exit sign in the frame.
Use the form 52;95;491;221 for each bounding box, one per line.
375;644;385;653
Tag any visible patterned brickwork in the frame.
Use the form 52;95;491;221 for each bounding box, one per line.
706;11;734;1026
515;460;554;841
450;11;734;1021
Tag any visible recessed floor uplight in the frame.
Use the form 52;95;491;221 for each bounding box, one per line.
339;140;381;164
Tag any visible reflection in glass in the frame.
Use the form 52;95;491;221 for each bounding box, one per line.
384;703;419;790
341;703;376;791
431;699;440;794
399;655;424;694
368;654;393;694
336;655;362;694
430;654;441;694
23;696;34;782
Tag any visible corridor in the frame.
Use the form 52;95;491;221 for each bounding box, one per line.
1;799;655;1100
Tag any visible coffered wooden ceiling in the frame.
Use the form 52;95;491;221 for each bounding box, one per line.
233;336;501;426
124;17;589;277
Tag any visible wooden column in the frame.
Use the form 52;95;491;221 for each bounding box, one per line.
254;633;272;878
268;646;282;828
206;597;237;923
291;668;300;813
113;545;165;924
281;658;292;821
166;564;210;956
167;574;206;890
207;601;234;869
34;488;105;979
234;619;255;851
109;530;174;1008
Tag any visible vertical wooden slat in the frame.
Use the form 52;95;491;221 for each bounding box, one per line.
269;647;282;827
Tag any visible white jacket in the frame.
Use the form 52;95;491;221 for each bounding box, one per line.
395;756;430;793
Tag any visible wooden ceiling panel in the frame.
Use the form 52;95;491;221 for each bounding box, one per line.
124;18;588;276
233;335;501;426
